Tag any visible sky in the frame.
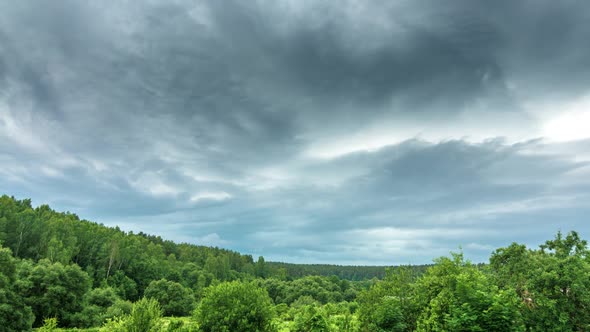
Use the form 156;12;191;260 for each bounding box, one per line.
1;0;589;265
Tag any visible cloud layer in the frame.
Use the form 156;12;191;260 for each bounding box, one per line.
1;0;589;264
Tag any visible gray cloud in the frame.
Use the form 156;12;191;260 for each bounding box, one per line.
1;0;590;264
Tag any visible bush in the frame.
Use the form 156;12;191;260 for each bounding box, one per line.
100;316;128;332
292;305;330;332
38;317;58;332
127;297;163;332
164;318;199;332
100;297;162;332
194;281;276;332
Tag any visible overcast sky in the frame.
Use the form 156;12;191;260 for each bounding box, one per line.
1;0;589;265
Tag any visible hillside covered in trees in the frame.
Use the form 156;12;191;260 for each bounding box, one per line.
1;195;590;331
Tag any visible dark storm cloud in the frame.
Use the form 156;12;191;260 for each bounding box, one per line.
1;0;590;264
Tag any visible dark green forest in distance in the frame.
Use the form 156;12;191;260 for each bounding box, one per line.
1;194;590;331
265;262;405;281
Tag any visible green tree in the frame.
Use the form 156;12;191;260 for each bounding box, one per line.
536;231;590;330
108;270;139;301
490;231;590;331
144;279;195;316
366;297;406;332
0;246;35;331
358;266;417;331
194;281;276;332
204;254;231;281
4;201;42;259
414;253;523;332
255;256;268;279
16;259;91;327
69;287;121;327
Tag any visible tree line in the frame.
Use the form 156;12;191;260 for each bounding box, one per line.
266;262;394;281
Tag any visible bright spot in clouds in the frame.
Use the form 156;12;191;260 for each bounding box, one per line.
190;192;232;203
543;94;590;142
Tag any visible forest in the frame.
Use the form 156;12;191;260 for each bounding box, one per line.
1;194;589;331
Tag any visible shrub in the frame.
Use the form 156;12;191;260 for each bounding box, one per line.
38;317;58;332
292;305;330;332
100;297;162;332
194;281;276;332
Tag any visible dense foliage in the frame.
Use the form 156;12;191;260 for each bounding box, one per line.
144;279;195;317
266;262;393;281
0;246;34;331
101;297;163;332
195;281;276;332
1;195;590;331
